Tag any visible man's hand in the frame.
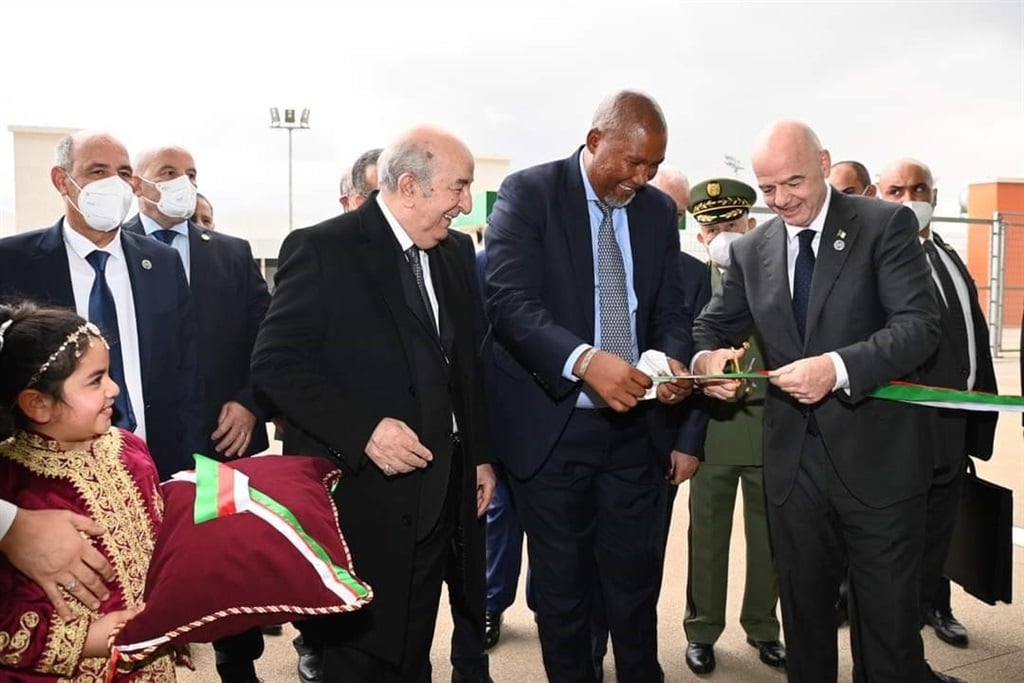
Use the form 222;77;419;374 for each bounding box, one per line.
692;347;745;400
475;464;496;517
667;450;700;485
0;509;113;618
769;355;836;404
577;350;651;412
211;401;258;458
656;357;694;405
365;417;433;476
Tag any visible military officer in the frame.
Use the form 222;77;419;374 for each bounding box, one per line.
682;179;786;676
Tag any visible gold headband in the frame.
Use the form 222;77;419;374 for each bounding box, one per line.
28;322;108;386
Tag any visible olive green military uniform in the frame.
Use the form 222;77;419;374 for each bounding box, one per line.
684;178;781;646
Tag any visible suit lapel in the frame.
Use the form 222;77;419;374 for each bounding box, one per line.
35;223;76;308
121;234;155;380
357;202;420;375
805;192;858;344
561;150;596;338
187;223;208;292
755;218;803;352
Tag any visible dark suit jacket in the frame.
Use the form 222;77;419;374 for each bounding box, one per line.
671;251;712;457
123;216;272;456
483;149;692;480
0;220;205;479
250;198;490;663
693;190;942;507
917;231;997;481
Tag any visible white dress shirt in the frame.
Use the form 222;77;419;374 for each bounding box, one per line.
781;186;848;391
62;221;147;439
921;234;977;389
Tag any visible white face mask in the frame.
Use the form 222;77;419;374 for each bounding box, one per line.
66;175;134;232
706;230;743;268
142;174;198;219
903;201;934;232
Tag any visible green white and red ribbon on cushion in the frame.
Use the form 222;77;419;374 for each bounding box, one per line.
173;455;370;605
675;372;1024;413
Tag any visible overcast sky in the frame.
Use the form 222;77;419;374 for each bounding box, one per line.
1;0;1022;243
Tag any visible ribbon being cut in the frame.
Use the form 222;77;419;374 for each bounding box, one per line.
637;350;1024;413
110;454;372;670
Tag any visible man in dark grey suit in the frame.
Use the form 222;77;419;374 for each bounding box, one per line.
692;121;942;682
878;158;997;683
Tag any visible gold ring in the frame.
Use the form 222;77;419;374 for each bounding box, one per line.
382;464;395;476
64;578;78;592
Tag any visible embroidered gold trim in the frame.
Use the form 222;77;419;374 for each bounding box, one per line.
0;611;39;666
40;614;89;676
691;196;752;215
5;428;159;677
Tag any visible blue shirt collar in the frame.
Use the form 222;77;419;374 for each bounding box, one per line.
139;212;188;237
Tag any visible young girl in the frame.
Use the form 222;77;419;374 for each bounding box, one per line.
0;302;175;682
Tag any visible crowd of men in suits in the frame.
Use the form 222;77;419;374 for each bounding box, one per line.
0;88;1005;683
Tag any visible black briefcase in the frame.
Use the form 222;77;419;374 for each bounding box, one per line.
943;459;1013;605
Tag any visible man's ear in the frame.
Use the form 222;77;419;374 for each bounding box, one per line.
864;184;877;197
51;166;69;195
398;173;419;208
16;389;57;426
747;217;757;231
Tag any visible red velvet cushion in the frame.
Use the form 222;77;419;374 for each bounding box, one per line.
113;454;372;662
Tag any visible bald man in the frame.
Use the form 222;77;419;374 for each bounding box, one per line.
484;91;692;682
878;159;997;682
0;131;204;479
253;126;495;682
828;160;876;197
693;121;941;682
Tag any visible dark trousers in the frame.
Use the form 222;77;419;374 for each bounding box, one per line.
511;408;666;683
321;447;461;683
484;466;535;614
446;536;491;681
214;627;264;683
769;431;926;683
921;462;965;619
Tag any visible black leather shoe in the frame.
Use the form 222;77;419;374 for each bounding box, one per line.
483;611;502;650
927;608;969;647
297;651;322;682
747;638;787;669
685;642;715;675
926;662;967;683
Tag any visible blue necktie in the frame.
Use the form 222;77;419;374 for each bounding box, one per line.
596;202;634;363
792;229;816;339
153;229;177;246
85;251;137;431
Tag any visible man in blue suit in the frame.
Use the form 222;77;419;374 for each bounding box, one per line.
0;131;204;480
483;91;694;683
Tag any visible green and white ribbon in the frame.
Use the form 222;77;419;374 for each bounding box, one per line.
685;372;1024;413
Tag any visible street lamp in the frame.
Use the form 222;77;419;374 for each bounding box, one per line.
269;107;311;231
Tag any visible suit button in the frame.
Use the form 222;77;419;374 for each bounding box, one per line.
408;385;416;397
401;515;412;527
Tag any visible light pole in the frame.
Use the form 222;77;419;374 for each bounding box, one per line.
269;107;311;231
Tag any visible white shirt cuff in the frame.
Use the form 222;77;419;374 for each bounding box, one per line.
826;351;850;393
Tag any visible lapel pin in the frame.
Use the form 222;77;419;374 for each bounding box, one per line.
833;239;845;251
837;229;847;239
141;259;153;270
201;233;211;241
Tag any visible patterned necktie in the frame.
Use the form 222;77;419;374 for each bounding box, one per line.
792;229;816;339
596;202;634;362
922;240;970;367
85;251;137;431
153;229;177;246
405;245;438;335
